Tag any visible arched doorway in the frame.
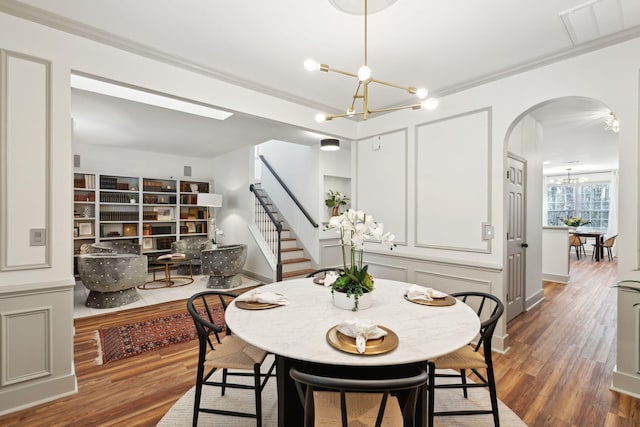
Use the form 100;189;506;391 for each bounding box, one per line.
504;96;619;321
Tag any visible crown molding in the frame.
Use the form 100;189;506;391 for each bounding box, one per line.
0;0;335;112
2;0;640;114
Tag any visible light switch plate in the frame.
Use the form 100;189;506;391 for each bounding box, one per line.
482;223;494;240
30;228;46;246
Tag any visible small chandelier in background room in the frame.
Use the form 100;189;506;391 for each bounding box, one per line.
305;0;438;122
553;168;586;185
320;138;340;151
604;111;619;133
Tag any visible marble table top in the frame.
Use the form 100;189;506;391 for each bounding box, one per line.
225;278;480;366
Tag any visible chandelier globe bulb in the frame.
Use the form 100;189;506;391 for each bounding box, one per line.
304;59;320;71
357;65;372;81
421;98;439;110
415;88;428;99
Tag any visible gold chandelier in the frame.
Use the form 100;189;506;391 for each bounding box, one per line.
305;0;438;122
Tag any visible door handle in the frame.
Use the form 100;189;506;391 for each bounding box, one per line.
521;243;529;248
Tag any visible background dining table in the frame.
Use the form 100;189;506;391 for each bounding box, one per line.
225;277;481;426
570;228;605;261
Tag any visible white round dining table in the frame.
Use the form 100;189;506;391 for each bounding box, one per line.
224;278;481;426
225;278;480;365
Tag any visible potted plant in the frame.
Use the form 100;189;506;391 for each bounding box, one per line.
324;209;395;310
325;190;349;217
563;216;590;228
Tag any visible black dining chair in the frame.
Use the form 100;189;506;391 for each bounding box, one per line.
289;366;428;427
187;290;276;427
427;292;504;427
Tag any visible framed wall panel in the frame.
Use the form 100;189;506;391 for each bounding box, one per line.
0;50;51;270
414;108;492;253
1;306;53;385
356;129;408;245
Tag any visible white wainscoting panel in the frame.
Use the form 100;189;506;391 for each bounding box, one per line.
414;269;492;295
356;130;407;245
0;50;51;270
365;261;409;283
415;108;491;253
1;306;52;386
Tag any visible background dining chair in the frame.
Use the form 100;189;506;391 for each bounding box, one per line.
289;366;428;427
427;292;504;427
187;290;276;427
592;234;617;261
569;234;586;259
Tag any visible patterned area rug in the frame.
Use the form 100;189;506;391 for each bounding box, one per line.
95;307;224;365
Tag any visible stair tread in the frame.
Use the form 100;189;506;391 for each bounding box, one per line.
282;257;310;264
283;268;315;278
281;237;296;241
281;247;303;252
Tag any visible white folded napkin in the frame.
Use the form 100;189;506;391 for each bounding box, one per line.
324;271;339;287
336;318;387;353
404;284;447;301
235;289;289;305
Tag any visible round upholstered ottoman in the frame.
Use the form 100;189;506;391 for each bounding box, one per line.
201;244;247;288
78;253;148;308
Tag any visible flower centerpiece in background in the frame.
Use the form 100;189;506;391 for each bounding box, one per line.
324;209;396;310
563;216;590;228
325;190;349;216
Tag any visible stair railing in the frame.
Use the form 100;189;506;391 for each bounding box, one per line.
249;183;283;282
259;155;319;228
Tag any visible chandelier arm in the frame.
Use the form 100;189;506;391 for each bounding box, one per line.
326;67;359;79
328;111;366;120
370;77;417;93
364;0;368;66
349;81;363;112
369;104;423;114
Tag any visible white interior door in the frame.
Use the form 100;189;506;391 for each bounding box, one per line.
506;155;526;322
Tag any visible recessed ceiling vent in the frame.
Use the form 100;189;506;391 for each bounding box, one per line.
559;0;640;46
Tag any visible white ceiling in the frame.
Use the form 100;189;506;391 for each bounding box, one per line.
4;0;638;161
528;97;619;176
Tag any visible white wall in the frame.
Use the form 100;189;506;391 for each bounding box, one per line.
259;140;321;263
354;38;640;393
542;227;570;283
209;146;273;281
73;143;212;181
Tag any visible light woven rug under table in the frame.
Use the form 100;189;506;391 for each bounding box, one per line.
157;356;526;427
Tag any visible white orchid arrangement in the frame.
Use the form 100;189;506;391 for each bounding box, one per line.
324;209;396;308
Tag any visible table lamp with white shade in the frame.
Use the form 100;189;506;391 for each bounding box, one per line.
196;193;222;245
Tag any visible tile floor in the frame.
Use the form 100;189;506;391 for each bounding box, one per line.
73;270;263;319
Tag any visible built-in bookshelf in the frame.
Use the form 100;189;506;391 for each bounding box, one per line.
141;177;178;255
73;172;97;255
99;174;140;242
72;172;212;270
179;180;210;238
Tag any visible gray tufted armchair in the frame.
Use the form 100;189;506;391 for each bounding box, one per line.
170;236;213;275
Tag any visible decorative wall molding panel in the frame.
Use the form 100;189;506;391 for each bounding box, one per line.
356;129;408;245
414;108;492;253
1;306;52;386
0;50;51;270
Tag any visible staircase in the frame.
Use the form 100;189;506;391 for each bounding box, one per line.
251;184;314;280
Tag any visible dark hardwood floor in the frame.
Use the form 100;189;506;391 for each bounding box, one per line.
0;257;637;426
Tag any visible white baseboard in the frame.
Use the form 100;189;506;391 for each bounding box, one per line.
542;273;569;283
